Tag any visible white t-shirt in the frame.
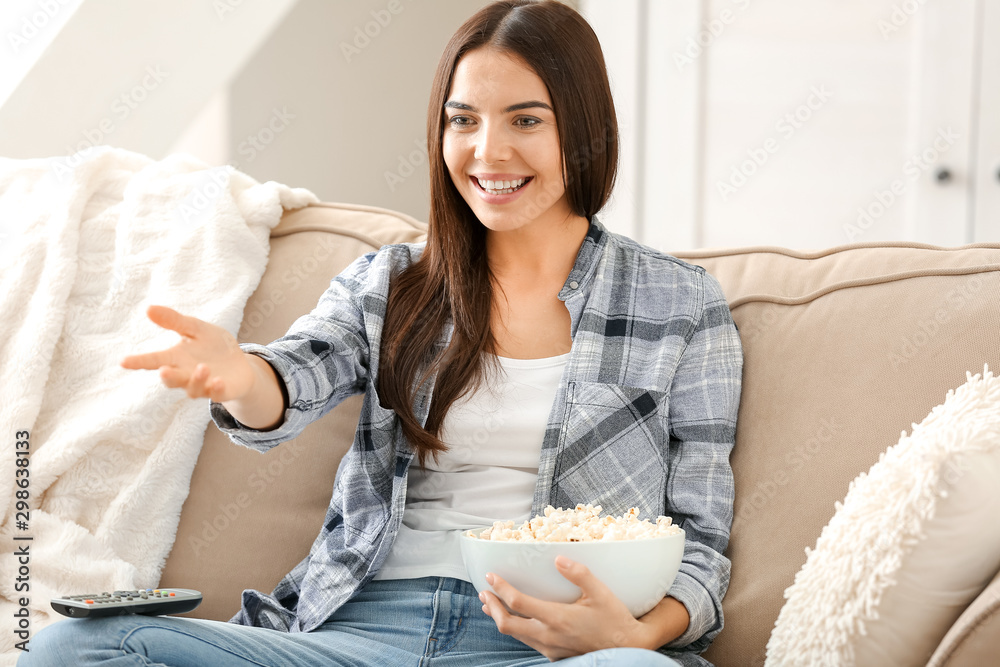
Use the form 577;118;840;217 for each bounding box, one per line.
374;352;570;582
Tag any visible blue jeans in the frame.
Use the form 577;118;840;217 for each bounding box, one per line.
18;577;681;666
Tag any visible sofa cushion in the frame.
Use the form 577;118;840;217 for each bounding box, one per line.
159;203;427;622
928;568;1000;666
765;368;1000;666
672;243;1000;667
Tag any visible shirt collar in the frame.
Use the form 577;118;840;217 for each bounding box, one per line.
558;215;607;301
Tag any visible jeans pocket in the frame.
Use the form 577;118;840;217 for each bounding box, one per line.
551;381;668;519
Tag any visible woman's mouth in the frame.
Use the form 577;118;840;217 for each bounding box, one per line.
472;176;533;195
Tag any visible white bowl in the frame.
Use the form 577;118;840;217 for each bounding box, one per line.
459;529;685;618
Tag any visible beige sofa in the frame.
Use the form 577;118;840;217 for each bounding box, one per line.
159;202;1000;666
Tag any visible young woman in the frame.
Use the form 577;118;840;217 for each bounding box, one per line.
21;2;741;665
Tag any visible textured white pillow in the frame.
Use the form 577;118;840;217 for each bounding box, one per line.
765;365;1000;667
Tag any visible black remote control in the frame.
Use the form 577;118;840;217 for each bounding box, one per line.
51;588;202;618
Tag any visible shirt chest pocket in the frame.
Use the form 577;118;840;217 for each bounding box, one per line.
551;381;669;518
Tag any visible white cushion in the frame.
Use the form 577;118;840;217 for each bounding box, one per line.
765;365;1000;667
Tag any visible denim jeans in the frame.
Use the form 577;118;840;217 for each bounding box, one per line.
18;577;681;666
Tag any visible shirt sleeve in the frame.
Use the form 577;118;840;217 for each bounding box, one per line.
662;270;743;652
209;251;379;452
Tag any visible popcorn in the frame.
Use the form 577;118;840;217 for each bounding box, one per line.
465;504;681;542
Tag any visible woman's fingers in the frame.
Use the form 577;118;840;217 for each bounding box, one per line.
485;573;552;620
120;304;249;402
205;375;227;402
184;364;211;398
121;349;173;370
157;365;190;390
120;305;201;370
146;304;201;338
158;364;218;399
553;557;608;601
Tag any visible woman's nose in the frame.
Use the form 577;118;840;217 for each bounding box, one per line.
473;122;512;165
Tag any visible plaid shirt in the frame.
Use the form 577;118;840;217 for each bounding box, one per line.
210;217;742;665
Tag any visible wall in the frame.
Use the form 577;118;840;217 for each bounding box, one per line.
227;0;492;224
2;0;990;249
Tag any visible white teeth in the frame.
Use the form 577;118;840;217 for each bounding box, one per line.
476;177;528;194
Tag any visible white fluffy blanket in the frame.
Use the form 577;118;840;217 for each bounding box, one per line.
0;146;316;664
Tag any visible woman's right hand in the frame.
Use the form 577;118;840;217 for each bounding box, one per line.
120;304;256;403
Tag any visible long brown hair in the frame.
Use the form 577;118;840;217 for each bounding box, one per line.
378;0;619;466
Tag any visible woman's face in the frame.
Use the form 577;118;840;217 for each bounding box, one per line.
442;47;574;234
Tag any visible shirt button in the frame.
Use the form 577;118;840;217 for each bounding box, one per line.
569;280;579;289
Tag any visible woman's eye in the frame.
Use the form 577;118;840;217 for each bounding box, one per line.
447;115;474;127
514;117;541;128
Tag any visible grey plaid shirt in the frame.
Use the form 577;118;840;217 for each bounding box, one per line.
210;217;742;665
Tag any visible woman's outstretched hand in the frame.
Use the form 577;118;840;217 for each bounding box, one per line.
120;304;255;403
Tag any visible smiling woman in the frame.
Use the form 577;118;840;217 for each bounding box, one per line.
443;52;569;228
20;2;741;667
379;0;620;464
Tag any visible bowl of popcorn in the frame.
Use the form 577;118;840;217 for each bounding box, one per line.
460;504;684;618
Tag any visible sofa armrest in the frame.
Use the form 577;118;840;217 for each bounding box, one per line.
927;567;1000;666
